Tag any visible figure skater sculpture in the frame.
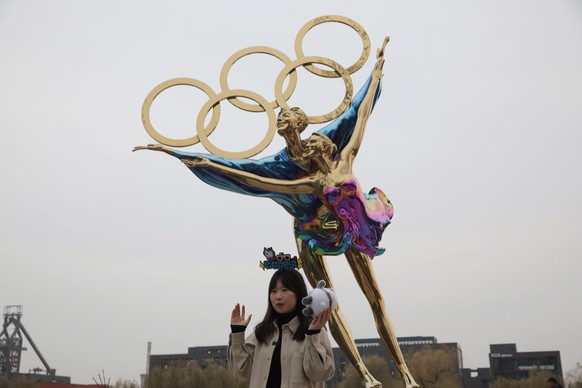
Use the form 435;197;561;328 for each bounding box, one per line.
135;28;418;388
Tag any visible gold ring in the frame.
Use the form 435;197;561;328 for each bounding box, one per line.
141;15;371;154
294;15;370;78
141;78;221;147
196;89;276;158
220;46;298;112
275;56;353;124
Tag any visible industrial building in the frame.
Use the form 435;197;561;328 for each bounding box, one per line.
0;305;100;386
0;305;70;383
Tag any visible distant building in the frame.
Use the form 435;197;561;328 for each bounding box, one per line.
488;343;562;381
462;367;492;388
148;336;463;388
149;345;228;371
146;339;563;387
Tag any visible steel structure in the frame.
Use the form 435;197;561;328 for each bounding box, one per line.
0;305;55;377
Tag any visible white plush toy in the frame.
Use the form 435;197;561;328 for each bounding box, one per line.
301;280;337;318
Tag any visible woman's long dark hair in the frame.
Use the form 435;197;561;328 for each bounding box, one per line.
254;269;310;344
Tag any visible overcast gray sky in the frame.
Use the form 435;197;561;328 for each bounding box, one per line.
1;0;581;384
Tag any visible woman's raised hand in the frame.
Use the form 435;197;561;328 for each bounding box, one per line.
231;303;252;326
308;307;331;331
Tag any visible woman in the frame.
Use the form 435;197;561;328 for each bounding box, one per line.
228;269;334;387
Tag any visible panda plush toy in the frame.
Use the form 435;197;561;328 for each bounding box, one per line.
301;280;337;318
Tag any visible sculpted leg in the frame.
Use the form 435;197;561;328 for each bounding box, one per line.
295;234;382;388
344;248;419;388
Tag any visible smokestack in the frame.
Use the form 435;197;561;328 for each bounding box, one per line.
140;341;152;388
146;342;151;373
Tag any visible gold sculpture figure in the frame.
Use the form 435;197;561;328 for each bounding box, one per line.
135;16;419;388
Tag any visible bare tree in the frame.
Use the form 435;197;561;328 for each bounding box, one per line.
146;360;247;388
494;368;558;388
114;379;140;388
406;346;460;388
338;355;402;388
0;377;37;388
566;363;582;388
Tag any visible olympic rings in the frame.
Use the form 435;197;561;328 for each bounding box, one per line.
295;15;370;78
196;89;276;159
219;46;298;112
141;78;221;148
141;15;373;157
275;56;353;124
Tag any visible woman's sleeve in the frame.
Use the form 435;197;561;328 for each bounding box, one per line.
227;330;257;379
302;328;335;382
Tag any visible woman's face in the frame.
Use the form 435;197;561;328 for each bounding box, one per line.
304;134;329;158
270;279;297;315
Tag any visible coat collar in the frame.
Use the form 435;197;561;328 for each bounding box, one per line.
272;315;300;335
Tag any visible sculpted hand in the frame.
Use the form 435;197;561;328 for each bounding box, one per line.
376;36;389;60
231;303;252;326
308;307;331;331
182;156;211;168
374;36;389;76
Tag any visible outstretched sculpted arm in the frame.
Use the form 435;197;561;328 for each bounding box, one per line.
133;143;322;220
339;37;389;168
317;71;382;154
133;144;175;155
183;156;316;195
